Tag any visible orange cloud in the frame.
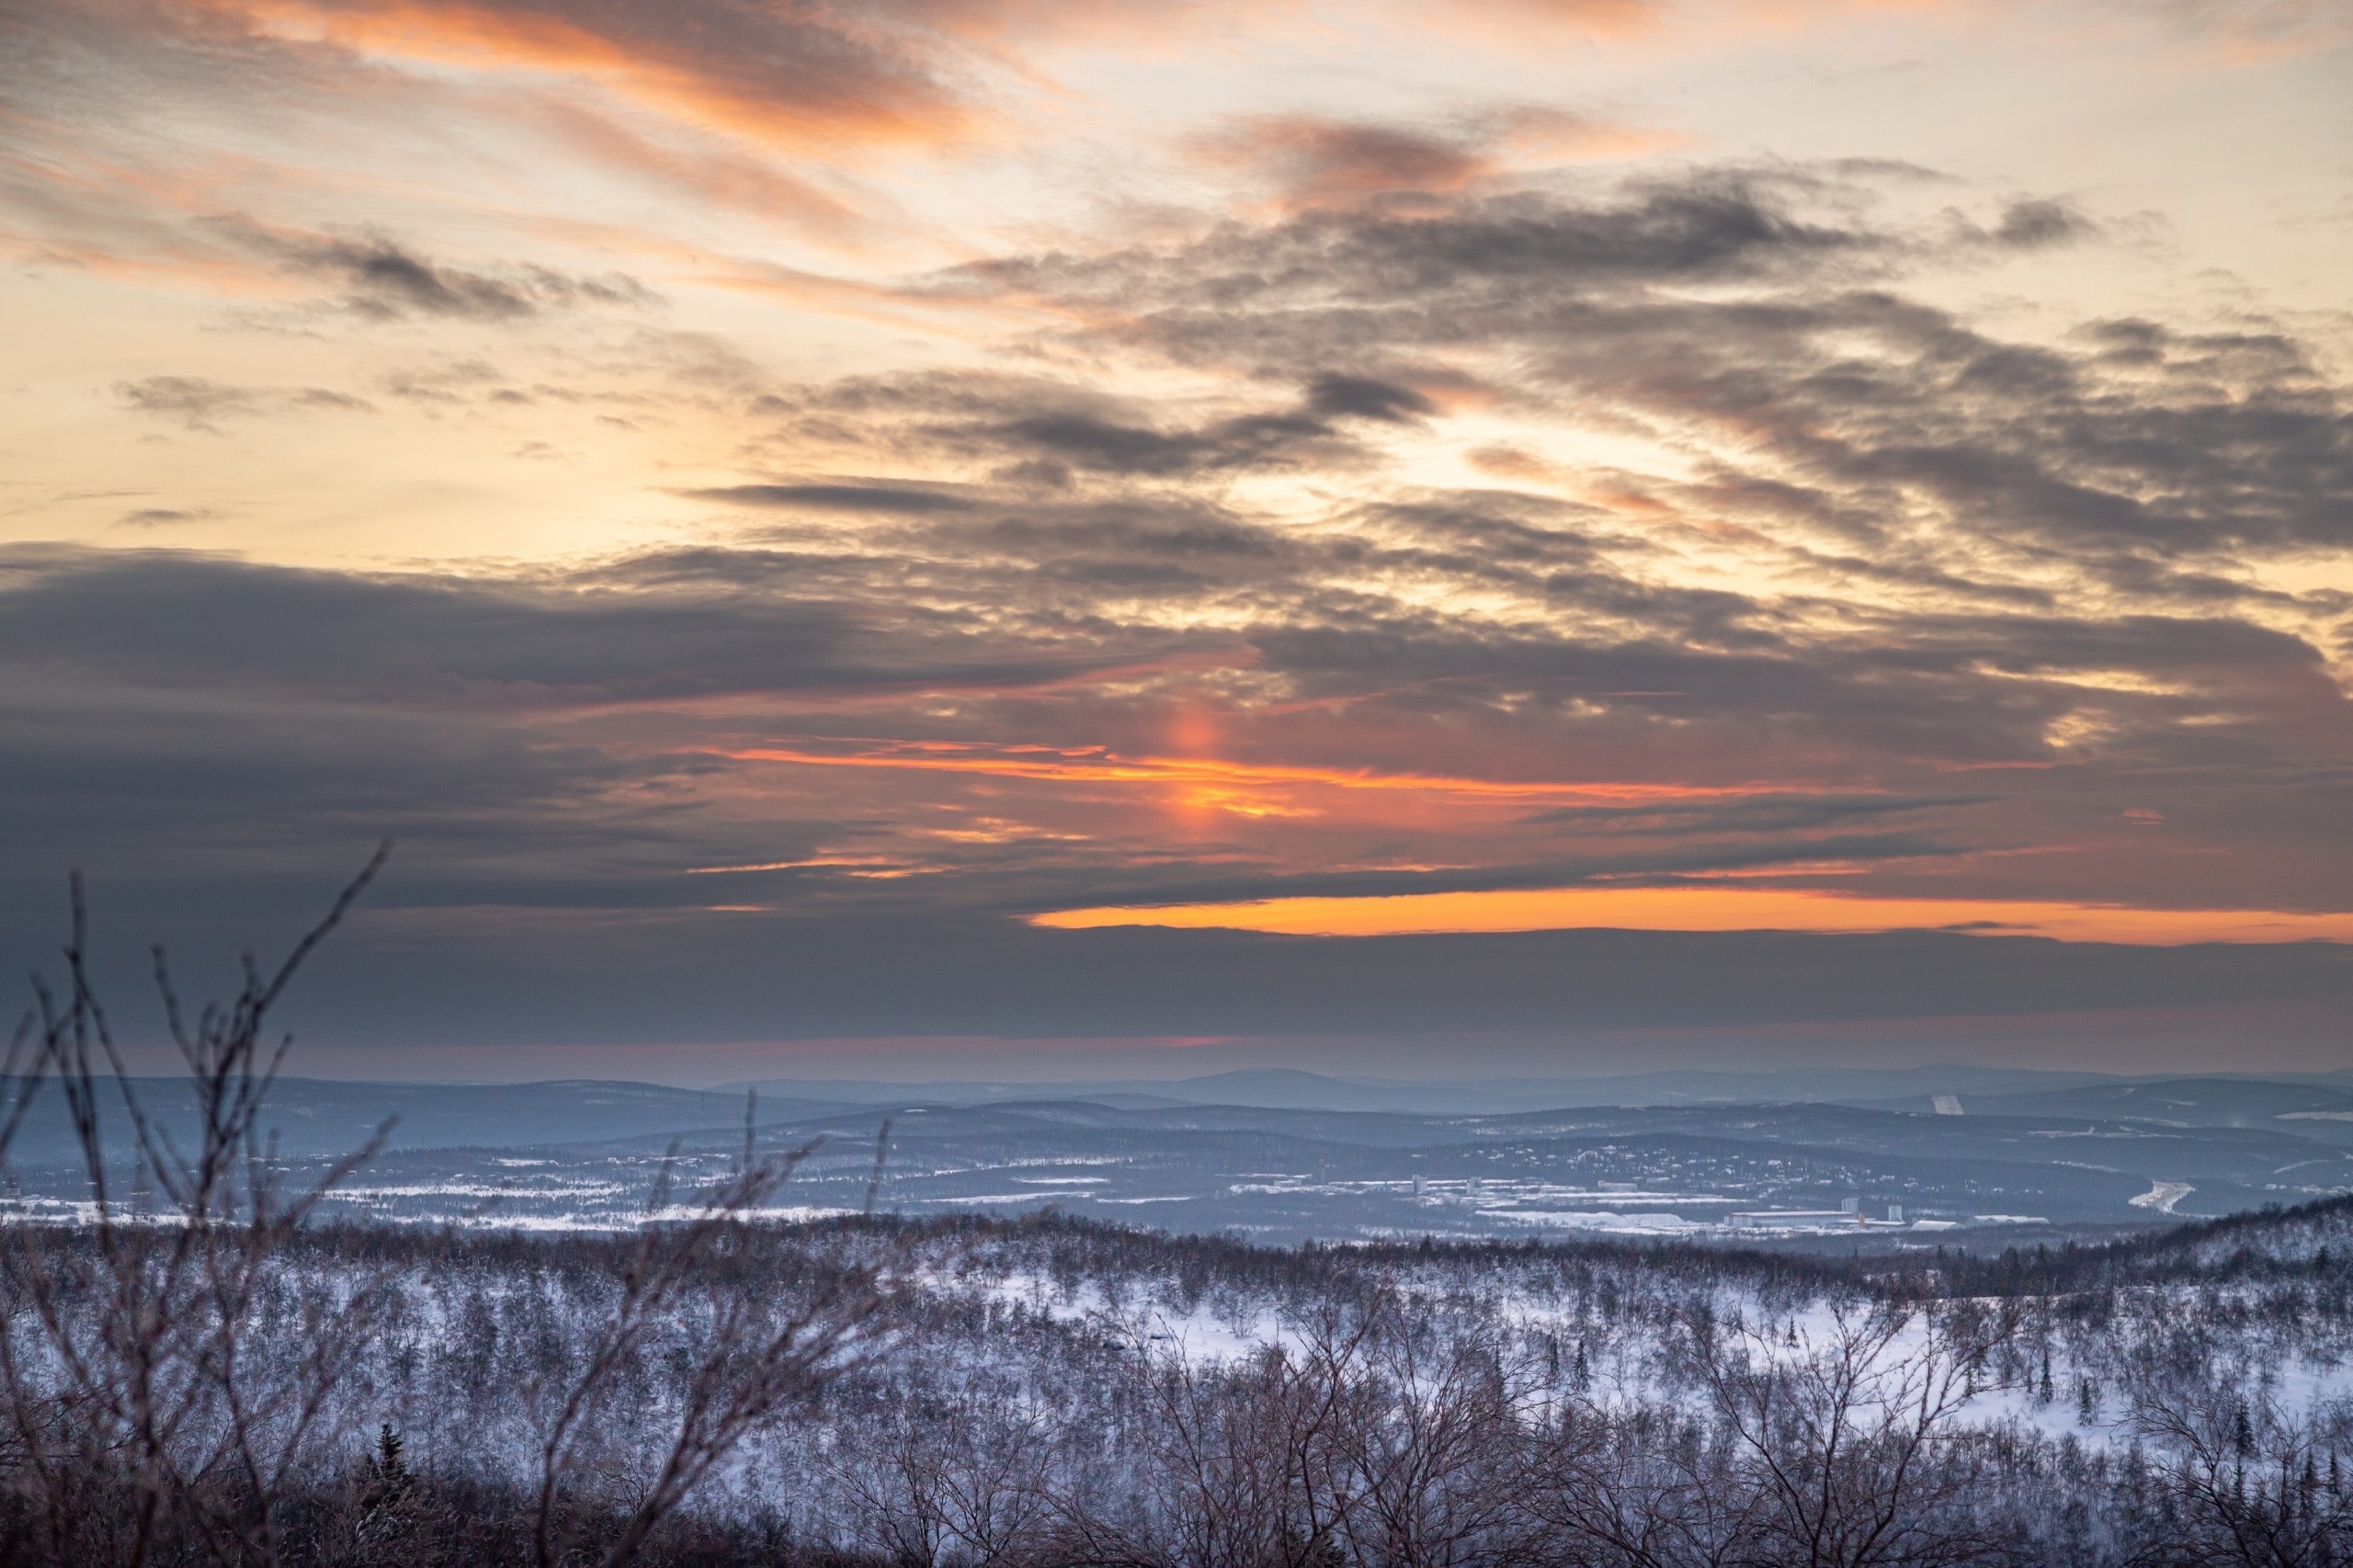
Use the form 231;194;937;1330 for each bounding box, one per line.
1030;885;2353;944
517;98;875;241
1421;0;1664;41
1189;117;1494;209
1464;444;1566;483
224;0;980;153
1188;107;1669;213
915;0;1277;44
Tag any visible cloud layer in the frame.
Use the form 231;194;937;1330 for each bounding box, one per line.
1;0;2348;1070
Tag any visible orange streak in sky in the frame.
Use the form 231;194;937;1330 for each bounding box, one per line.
1030;886;2353;946
712;741;1806;803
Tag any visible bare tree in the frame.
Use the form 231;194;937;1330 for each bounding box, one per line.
1523;1400;1759;1568
0;851;899;1568
830;1388;1057;1567
2128;1377;2353;1568
528;1118;897;1568
1340;1314;1530;1568
1056;1296;1382;1568
0;846;398;1568
1678;1298;2016;1568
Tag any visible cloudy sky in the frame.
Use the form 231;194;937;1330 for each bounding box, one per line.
4;0;2350;1079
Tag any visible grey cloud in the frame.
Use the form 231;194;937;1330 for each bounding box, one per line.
958;500;1294;595
0;544;1139;707
515;264;661;311
782;369;1435;486
981;829;1972;915
114;377;261;430
1188;114;1491;208
1304;374;1437;423
995;412;1235;476
686;483;978;514
964;171;1911;314
986;409;1347;478
1988;199;2096;249
648;324;2347;800
962;175;2343;564
1527;792;1993;834
210;222;662;323
302;233;539;321
1238;601;2339;773
1933;199;2102;252
0;677;641;844
292;388;373;411
0;658;722;949
0;540;1159;934
115;376;373;431
674;380;2343;771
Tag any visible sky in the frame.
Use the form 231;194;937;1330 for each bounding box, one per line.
3;0;2351;1081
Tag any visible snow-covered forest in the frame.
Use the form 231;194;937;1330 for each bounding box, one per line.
6;1198;2353;1567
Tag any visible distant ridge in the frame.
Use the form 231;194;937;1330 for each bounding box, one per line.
722;1063;2256;1116
7;1065;2348;1167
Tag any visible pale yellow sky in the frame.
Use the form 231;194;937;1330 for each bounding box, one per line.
6;0;2346;573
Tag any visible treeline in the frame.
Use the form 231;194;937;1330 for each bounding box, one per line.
933;1196;2353;1300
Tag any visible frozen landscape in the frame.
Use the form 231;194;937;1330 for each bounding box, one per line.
8;1048;2350;1562
3;926;2349;1565
8;0;2351;1558
8;1067;2350;1247
11;1150;2353;1565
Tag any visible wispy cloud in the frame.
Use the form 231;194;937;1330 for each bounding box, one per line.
115;376;374;431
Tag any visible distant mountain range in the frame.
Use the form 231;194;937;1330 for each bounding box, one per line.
6;1063;2352;1161
727;1064;2353;1119
5;1064;2350;1244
